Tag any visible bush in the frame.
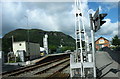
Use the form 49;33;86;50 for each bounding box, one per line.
16;57;21;62
9;60;15;63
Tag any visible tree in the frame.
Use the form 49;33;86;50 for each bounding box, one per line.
112;35;120;46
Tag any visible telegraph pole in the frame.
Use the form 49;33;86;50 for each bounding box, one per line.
11;35;16;62
25;15;30;60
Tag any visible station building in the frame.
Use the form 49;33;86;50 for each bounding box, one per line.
13;41;40;61
95;37;110;50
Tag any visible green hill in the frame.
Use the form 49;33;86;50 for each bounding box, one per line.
2;29;75;54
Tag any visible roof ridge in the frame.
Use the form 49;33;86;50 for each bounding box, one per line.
95;37;109;42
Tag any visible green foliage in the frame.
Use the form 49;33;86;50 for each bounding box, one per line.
16;57;21;62
49;45;57;54
112;35;120;46
56;46;75;53
9;60;15;63
60;46;75;52
8;57;16;63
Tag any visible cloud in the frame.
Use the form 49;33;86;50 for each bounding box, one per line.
0;2;2;38
96;19;118;37
94;18;118;41
2;2;74;35
2;1;118;41
26;9;60;31
2;2;27;35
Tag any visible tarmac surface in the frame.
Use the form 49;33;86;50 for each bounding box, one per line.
2;64;21;73
96;48;120;78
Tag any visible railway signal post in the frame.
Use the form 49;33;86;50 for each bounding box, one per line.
70;1;107;78
89;8;107;78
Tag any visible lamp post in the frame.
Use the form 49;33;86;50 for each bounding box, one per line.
25;15;30;60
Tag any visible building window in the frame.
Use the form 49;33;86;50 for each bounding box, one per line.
19;43;22;46
99;39;104;44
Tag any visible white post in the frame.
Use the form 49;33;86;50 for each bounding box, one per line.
43;34;48;54
70;54;73;77
12;36;14;47
12;36;14;54
78;13;83;77
90;14;96;78
86;35;90;52
91;30;96;78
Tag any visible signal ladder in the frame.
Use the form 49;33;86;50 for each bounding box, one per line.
70;0;96;78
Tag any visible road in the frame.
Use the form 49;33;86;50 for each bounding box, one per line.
96;49;120;79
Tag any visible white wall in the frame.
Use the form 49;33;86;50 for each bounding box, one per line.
13;41;26;57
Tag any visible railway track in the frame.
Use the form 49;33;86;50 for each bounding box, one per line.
2;57;70;78
34;58;70;77
46;64;70;79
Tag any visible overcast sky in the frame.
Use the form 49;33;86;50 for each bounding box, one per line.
1;1;119;41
